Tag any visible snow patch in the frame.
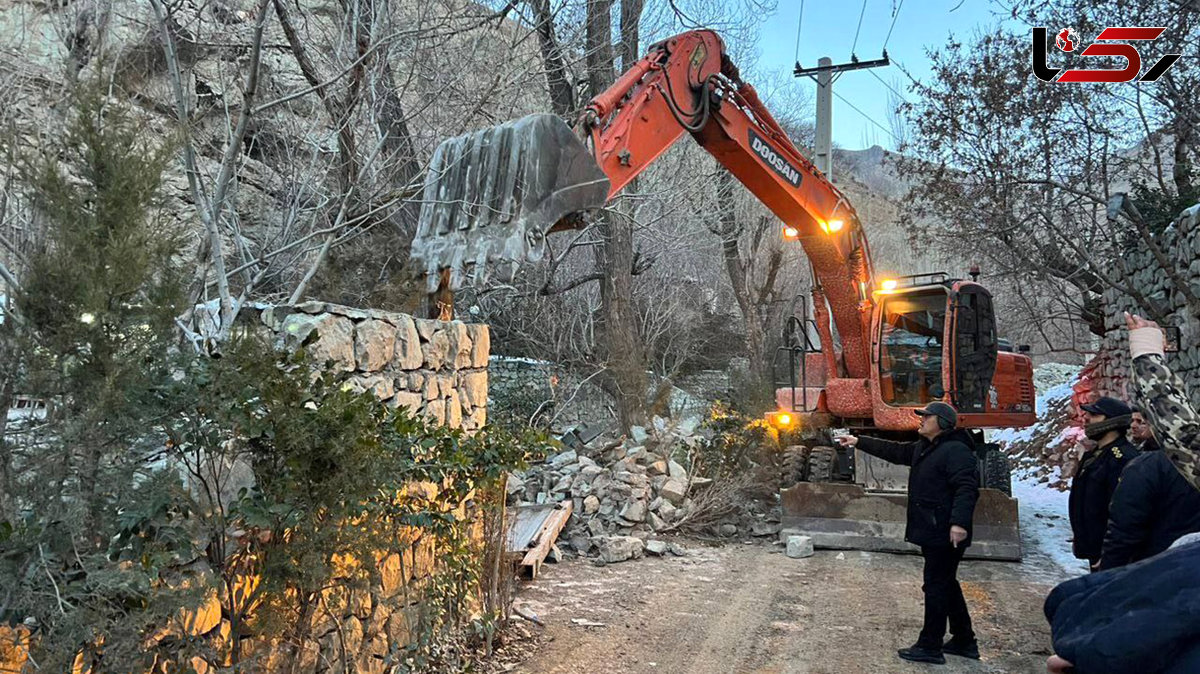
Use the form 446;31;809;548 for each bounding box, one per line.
1014;466;1086;579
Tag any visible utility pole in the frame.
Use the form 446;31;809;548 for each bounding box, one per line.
795;53;891;182
814;57;833;179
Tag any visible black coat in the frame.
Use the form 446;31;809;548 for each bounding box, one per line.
856;428;980;548
1069;437;1139;562
1099;450;1200;570
1045;539;1200;674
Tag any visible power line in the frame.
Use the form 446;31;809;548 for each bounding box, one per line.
868;68;908;102
849;0;868;56
794;0;806;64
882;0;905;49
832;89;899;142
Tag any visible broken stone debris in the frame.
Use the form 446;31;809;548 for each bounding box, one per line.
510;415;704;563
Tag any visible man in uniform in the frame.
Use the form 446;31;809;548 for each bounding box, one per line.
835;401;980;664
1068;396;1139;571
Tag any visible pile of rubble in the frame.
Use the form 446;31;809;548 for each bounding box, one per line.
508;418;733;563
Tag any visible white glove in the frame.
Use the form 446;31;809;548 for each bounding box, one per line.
1129;326;1165;360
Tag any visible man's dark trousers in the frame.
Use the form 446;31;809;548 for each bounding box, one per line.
918;545;974;648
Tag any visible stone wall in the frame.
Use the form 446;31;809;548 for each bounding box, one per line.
239;300;490;431
1093;204;1200;400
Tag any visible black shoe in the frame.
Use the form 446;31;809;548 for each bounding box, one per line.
942;638;980;660
897;646;946;665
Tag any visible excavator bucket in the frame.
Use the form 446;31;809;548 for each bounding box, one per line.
409;113;610;293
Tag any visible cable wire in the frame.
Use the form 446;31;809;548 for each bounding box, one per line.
868;68;908;102
832;89;899;142
851;0;869;56
882;0;905;50
794;0;806;64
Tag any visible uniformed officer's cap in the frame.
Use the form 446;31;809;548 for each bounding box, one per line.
1081;396;1132;418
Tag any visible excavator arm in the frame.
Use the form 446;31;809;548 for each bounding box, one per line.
578;30;875;378
410;29;875;377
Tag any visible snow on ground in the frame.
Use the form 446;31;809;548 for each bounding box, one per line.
1014;465;1087;579
998;362;1089;579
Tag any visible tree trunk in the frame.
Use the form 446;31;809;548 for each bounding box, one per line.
530;0;575;117
715;172;771;396
586;0;648;431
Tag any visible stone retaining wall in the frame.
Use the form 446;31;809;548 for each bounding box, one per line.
1093;204;1200;401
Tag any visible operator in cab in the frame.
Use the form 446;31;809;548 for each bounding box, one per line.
836;402;981;665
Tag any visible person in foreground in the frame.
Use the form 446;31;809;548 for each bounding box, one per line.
835;401;980;665
1044;313;1200;673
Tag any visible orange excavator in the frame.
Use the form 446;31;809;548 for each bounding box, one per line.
411;30;1036;560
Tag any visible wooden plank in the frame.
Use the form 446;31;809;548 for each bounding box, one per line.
506;504;558;554
520;501;573;579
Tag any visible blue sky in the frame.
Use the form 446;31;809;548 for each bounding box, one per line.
754;0;1015;150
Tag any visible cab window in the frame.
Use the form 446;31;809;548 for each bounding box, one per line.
878;290;946;406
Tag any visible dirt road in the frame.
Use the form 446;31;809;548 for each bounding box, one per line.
508;541;1067;674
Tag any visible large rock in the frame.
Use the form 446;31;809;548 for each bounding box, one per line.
447;321;473;369
594;536;644;563
468;324;490;367
579;465;604;483
351;375;394;400
421;373;440;400
393;315;423;370
461;371;488;409
354;319;396;372
644;540;668;556
660;478;687;506
620;499;647;523
391;391;423;413
548;450;578;468
667;460;688;481
583;495;600;514
657;500;677;522
786;535;814;559
445;389;463;428
464;406;486;430
646;511;666;531
414;318;439;341
422;330;451;370
280;313;355;371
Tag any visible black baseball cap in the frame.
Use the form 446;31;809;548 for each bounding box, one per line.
914;401;958;428
1081;396;1132;418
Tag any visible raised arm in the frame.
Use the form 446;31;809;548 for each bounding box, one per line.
1126;313;1200;491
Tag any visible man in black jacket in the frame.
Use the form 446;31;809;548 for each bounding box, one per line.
1099;447;1200;570
836;401;980;665
1068;396;1139;571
